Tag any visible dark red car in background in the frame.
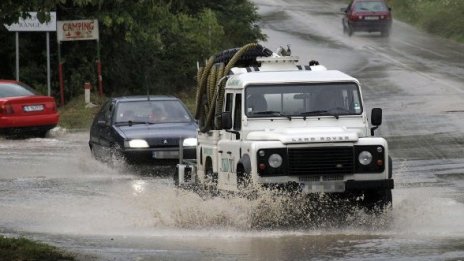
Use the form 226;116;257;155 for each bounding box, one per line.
0;80;59;137
342;0;392;37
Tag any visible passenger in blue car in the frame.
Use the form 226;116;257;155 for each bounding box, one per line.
149;104;167;123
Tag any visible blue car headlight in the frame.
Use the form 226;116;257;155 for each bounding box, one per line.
183;138;197;147
125;139;149;148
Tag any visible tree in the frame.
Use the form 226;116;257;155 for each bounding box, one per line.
0;0;266;99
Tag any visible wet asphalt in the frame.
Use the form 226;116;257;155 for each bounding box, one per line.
1;0;464;260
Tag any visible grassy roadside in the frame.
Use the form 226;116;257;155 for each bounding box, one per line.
58;90;197;130
58;94;107;130
389;0;464;42
0;236;75;260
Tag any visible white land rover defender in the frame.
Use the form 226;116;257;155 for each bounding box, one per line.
176;44;394;208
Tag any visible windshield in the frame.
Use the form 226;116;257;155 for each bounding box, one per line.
353;1;388;12
0;82;38;98
114;100;193;124
245;83;362;118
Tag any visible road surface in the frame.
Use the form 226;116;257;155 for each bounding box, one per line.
1;0;464;260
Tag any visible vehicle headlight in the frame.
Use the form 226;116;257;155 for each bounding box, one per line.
358;151;373;165
183;137;197;147
268;154;283;168
127;139;149;148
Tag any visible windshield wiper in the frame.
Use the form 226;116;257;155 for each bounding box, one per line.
300;110;339;119
253;111;292;120
115;120;150;126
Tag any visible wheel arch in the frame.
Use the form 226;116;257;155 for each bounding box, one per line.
237;154;252;175
205;156;213;171
388;156;393;179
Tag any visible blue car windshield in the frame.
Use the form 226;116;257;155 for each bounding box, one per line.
114;100;193;124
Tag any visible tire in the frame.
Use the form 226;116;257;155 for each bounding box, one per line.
37;130;48;138
90;146;99;160
347;26;353;37
109;143;125;167
205;167;217;191
237;168;257;200
381;28;391;37
237;167;252;190
173;165;179;187
213;44;273;68
361;189;392;211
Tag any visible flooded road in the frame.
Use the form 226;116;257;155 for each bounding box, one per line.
1;133;463;259
1;0;464;260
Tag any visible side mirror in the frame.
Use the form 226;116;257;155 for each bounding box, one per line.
370;108;382;136
221;111;232;130
371;108;382;126
340;7;347;13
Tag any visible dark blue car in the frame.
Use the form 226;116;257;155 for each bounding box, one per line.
89;96;197;165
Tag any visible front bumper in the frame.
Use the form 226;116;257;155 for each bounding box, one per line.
123;146;196;165
350;20;391;32
345;179;394;191
262;179;394;194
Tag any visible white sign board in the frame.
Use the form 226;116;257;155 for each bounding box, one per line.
57;19;99;42
4;12;56;32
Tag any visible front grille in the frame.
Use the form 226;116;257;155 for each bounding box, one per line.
148;138;179;148
288;147;354;176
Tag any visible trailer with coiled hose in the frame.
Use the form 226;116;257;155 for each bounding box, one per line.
176;43;394;210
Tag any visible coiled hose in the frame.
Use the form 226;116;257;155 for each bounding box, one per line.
195;43;273;132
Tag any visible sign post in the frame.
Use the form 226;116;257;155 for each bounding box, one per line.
15;32;19;81
57;19;102;104
4;12;57;96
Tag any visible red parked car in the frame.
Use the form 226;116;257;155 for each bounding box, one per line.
0;80;59;137
342;0;392;37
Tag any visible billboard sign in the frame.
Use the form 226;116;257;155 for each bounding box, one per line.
57;19;99;41
4;12;56;32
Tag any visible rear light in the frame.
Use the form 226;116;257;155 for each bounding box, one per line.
0;103;14;115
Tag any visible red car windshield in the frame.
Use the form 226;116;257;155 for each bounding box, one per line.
353;1;388;12
0;82;38;98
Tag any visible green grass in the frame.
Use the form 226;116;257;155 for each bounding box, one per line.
58;94;107;130
58;89;197;130
175;89;197;115
0;236;75;260
389;0;464;42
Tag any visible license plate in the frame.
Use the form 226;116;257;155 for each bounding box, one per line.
364;16;379;20
23;105;44;112
153;151;179;159
301;182;345;193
